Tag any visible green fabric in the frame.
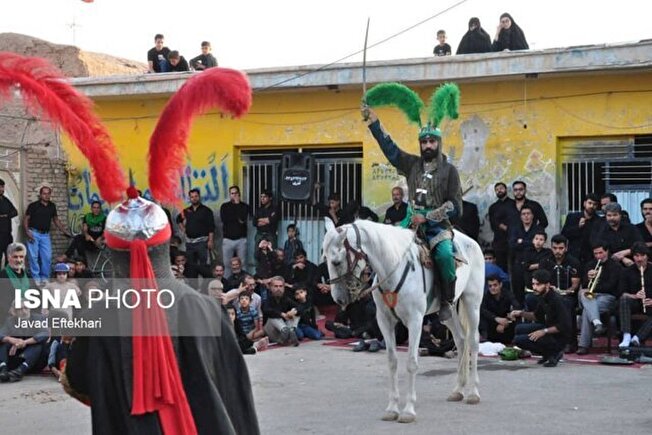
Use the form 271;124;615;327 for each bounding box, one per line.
433;239;455;283
6;266;30;296
418;125;442;140
364;83;424;126
84;212;106;228
428;82;460;128
499;347;520;361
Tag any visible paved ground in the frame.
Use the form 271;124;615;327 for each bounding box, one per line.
1;341;652;434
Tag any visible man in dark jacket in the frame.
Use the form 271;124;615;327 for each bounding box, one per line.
562;193;602;263
481;275;520;344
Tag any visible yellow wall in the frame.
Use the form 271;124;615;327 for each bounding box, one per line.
65;70;652;235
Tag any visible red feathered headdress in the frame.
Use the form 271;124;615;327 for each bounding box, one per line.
0;52;127;202
148;67;252;203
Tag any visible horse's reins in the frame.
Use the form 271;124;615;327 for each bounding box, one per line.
330;223;417;304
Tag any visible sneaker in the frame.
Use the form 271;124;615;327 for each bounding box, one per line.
352;340;369;352
619;337;631;348
630;336;640;347
0;366;8;383
243;347;257;355
593;323;606;336
576;347;589;355
279;327;291;344
368;340;381;353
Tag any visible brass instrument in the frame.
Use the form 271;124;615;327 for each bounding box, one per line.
585;260;603;300
641;266;647;314
524;286;572;296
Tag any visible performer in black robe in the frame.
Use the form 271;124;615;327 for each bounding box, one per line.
492;12;529;52
64;192;260;435
456;17;492;55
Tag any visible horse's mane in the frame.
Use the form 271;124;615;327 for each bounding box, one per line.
351;220;416;265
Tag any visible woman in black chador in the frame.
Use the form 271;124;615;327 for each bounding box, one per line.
492;12;529;51
456;17;492;55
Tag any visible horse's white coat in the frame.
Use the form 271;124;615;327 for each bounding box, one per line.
323;219;484;421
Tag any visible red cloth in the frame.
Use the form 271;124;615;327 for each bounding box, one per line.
106;225;197;434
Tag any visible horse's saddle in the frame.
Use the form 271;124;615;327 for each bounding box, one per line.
416;235;467;270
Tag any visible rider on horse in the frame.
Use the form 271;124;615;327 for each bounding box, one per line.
361;83;463;307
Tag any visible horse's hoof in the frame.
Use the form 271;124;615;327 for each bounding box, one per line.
397;413;416;423
465;395;480;405
381;411;399;421
446;392;464;402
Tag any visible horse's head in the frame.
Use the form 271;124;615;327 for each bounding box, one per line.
322;219;368;307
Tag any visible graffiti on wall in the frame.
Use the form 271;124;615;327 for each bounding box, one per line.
67;152;231;228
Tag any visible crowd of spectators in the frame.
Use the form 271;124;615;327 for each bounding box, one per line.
147;34;218;73
433;12;529;57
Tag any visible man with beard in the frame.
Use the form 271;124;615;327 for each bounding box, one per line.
562;193;602;263
509;181;548;230
539;235;581;353
592;203;642;267
364;106;462;307
599;193;630;223
635;198;652;248
456;17;492;54
177;188;215;266
488;182;515;271
384;186;408;226
0;243;36;324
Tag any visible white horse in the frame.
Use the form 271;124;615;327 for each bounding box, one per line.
322;219;484;423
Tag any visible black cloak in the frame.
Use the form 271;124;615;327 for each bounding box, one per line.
456;18;492;54
492;13;529;51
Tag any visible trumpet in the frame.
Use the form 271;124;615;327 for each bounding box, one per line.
585;260;603;300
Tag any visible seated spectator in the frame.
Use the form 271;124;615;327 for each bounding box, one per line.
618;242;652;348
509;269;571;367
46;310;73;380
73;257;93;279
43;263;81;318
522;230;552;290
480;275;520;344
357;206;379;222
225;257;249;291
492;13;529;52
384;186;408;226
226;306;268;355
254;238;275;280
147;33;171;73
419;313;455;357
483;248;510;291
577;242;622;354
0;243;35;325
207;279;229;306
231;276;264;318
190;41;218;70
0;302;49;382
314;260;335;307
236;293;266;343
456;17;492;55
270;249;292;284
289;249;319;298
433;29;452;56
169;235;182;264
263;276;299;346
293;284;323;340
66;201;106;262
635;198;652;248
168;50;190;72
591;202;642;267
283;224;304;266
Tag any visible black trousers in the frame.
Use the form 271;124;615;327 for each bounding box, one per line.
65;235;97;259
514;323;566;358
0;232;12;266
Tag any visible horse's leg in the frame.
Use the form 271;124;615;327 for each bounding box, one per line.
376;307;400;421
441;305;466;402
398;314;423;423
463;294;481;405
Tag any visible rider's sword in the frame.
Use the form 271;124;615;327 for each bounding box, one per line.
362;17;370;99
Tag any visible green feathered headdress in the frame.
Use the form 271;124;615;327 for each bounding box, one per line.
363;82;460;140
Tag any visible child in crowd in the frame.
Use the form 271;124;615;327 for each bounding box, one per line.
523;230;552;290
226;306;268;354
283;224;304;266
433;29;452;56
294;284;323;340
236;293;266;342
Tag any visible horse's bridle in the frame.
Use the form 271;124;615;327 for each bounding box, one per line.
328;224;369;297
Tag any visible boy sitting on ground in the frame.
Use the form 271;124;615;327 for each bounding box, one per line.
294;284;324;340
